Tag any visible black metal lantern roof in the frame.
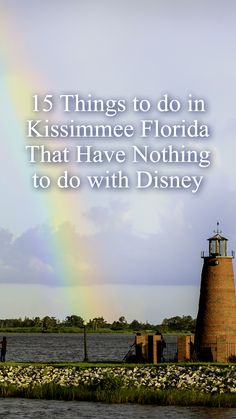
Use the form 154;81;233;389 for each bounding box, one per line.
208;233;228;241
208;222;227;241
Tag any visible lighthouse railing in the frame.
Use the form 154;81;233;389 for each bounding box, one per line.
201;250;235;258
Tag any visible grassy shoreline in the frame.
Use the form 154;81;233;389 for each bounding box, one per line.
1;383;236;407
0;327;191;334
0;363;236;406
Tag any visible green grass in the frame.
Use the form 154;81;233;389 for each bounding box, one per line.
0;327;125;333
1;363;236;406
0;327;194;334
0;361;234;369
0;383;236;407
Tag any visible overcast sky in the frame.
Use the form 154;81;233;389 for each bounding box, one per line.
0;1;235;322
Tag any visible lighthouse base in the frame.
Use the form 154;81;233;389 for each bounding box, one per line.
176;335;236;362
195;334;236;362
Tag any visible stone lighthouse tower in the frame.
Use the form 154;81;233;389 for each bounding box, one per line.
195;223;236;361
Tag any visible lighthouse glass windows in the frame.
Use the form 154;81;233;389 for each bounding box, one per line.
220;239;227;256
209;239;217;255
209;236;227;256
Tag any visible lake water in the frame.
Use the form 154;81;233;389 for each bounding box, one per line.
0;399;236;419
1;333;177;362
1;333;134;362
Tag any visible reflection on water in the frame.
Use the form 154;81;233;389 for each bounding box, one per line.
0;399;236;419
2;334;235;418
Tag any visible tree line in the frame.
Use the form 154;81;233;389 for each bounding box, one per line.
0;315;196;333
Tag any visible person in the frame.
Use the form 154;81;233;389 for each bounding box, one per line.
155;331;166;362
0;337;7;362
160;333;166;361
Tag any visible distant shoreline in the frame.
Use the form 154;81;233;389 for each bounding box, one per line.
0;328;191;335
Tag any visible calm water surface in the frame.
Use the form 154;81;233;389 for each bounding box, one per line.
0;400;236;419
1;333;177;362
2;333;135;362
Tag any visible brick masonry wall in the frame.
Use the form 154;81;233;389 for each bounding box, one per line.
195;257;236;351
177;335;194;362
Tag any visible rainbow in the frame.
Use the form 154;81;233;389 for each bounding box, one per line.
0;12;106;320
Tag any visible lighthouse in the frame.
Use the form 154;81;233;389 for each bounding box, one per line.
195;223;236;361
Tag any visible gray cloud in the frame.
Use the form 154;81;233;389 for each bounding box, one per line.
0;172;235;288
